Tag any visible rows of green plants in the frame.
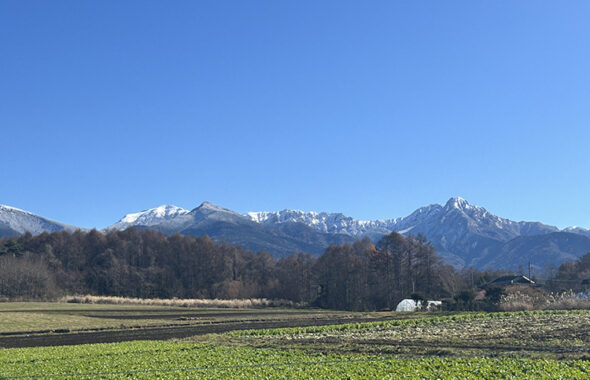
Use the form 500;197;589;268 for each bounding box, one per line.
230;309;590;337
1;340;589;379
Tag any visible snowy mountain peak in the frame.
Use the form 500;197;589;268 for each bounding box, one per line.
197;201;222;209
110;205;189;230
444;197;472;210
0;204;76;235
194;201;236;214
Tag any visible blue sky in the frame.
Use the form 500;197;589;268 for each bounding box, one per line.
1;1;589;229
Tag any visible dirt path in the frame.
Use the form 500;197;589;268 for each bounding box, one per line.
0;315;397;348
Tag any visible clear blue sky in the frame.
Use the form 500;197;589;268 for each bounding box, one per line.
1;1;589;229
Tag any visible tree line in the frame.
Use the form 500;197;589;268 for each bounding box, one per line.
545;252;590;293
0;228;546;310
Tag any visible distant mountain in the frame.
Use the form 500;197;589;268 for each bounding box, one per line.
387;197;560;267
247;197;560;241
108;201;354;256
3;198;590;270
480;232;590;271
0;205;78;237
247;197;566;268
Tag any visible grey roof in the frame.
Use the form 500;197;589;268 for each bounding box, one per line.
486;275;536;286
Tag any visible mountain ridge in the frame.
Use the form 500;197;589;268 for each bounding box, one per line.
246;197;560;241
244;197;584;268
2;198;589;269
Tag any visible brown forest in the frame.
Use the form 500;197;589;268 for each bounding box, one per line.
1;229;584;310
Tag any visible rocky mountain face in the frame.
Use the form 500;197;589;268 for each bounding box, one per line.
3;198;590;270
247;209;396;241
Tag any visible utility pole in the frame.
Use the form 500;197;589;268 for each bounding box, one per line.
528;261;531;279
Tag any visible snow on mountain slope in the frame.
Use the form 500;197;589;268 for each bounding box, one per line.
126;201;355;257
155;201;251;233
246;209;397;237
0;205;77;236
246;202;451;240
246;200;453;238
246;197;559;242
108;205;190;230
246;197;564;267
429;197;558;241
564;226;590;239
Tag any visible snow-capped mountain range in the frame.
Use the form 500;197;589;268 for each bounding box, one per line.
244;197;569;268
2;197;590;270
108;201;354;256
246;197;558;242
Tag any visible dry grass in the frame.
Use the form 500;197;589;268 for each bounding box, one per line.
0;312;171;333
499;286;590;311
60;295;302;309
543;291;590;310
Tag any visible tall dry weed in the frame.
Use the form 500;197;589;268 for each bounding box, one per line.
499;287;590;311
60;295;302;308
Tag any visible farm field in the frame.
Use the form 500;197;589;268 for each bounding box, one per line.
2;340;589;379
0;302;410;348
0;304;589;378
221;310;590;359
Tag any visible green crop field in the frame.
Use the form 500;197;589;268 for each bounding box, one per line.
1;340;589;379
1;304;589;378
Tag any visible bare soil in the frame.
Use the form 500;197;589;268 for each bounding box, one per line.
0;311;401;348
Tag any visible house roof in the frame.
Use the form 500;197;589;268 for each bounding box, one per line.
485;275;536;287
